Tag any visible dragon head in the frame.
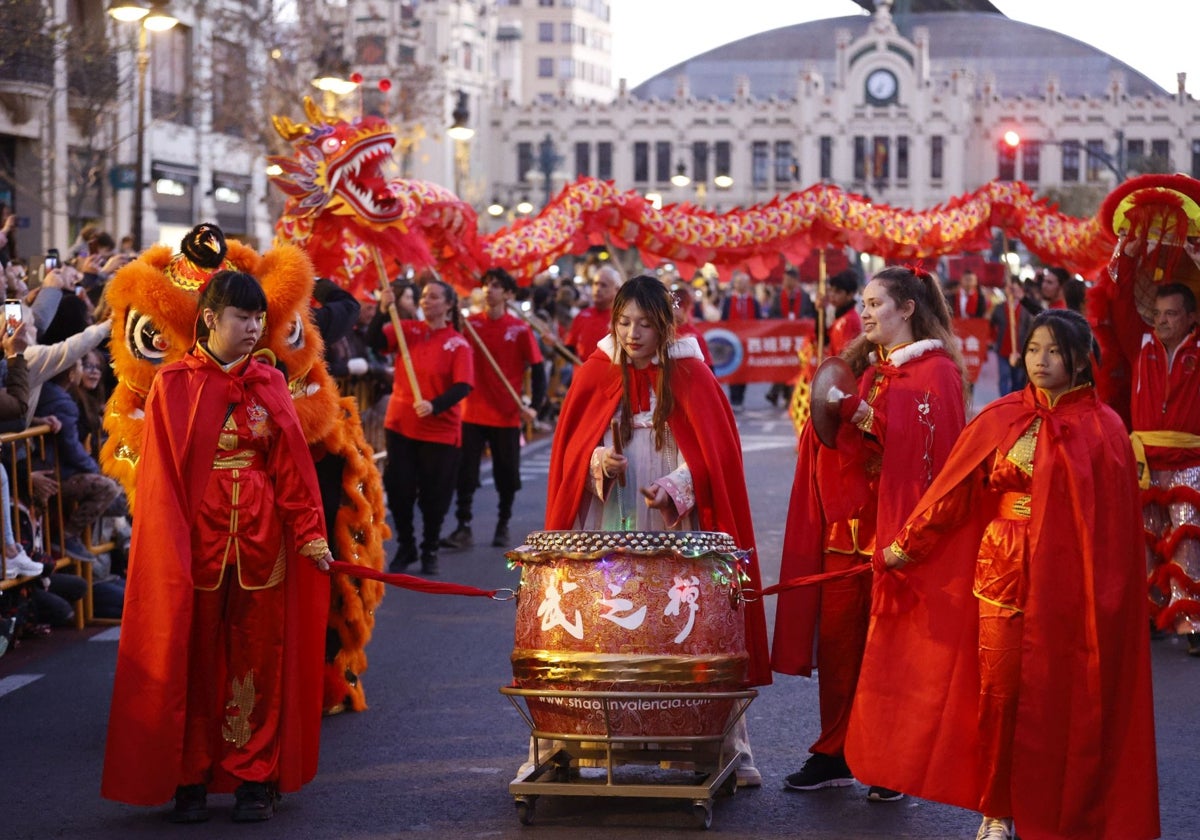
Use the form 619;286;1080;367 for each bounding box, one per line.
269;97;401;224
269;97;483;299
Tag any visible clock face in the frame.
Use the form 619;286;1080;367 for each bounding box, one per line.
866;69;898;104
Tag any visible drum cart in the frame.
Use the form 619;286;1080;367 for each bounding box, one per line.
500;686;757;830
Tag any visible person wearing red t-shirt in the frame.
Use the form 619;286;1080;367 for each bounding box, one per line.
367;279;474;575
442;268;545;550
565;265;621;359
825;269;862;358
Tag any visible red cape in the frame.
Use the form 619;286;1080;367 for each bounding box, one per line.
102;353;330;806
772;347;965;675
546;346;771;686
845;386;1159;840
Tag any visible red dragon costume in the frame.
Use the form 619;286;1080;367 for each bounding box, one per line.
100;224;387;713
265;99;1115;295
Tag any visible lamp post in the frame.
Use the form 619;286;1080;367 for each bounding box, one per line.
536;133;561;208
108;1;177;252
1002;129;1126;182
447;90;474;199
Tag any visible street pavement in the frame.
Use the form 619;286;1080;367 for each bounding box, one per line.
0;378;1194;839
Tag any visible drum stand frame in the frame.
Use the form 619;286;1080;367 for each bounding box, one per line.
499;686;757;830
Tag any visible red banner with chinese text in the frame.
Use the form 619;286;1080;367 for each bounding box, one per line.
952;317;991;384
699;319;817;384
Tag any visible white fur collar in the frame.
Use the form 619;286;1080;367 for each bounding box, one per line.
868;338;944;368
598;333;704;364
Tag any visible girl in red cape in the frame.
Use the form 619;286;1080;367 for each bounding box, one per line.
102;271;333;823
544;274;769;786
773;265;966;800
848;309;1159;840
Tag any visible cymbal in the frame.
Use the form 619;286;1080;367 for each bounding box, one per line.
810;356;857;448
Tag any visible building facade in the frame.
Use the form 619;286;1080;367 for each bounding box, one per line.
0;0;277;258
485;3;1200;227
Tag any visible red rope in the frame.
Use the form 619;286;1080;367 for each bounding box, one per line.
758;563;872;597
328;560;509;599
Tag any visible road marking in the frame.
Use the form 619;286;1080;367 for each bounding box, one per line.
0;674;43;698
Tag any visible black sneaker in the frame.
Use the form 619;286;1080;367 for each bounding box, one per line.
867;785;904;802
388;546;416;573
491;523;510;548
420;553;439;576
783;753;854;790
166;784;209;823
440;525;473;549
231;781;277;822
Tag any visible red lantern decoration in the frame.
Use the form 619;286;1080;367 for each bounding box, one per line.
349;72;363;84
378;78;392;92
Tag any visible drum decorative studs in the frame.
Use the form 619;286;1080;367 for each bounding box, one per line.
507;530;749;737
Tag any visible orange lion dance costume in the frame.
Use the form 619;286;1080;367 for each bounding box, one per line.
101;224;388;713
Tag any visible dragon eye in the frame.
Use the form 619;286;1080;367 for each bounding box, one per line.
125;309;171;363
320;137;341;154
286;313;305;351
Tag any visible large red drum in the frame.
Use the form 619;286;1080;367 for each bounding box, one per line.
508;530;749;738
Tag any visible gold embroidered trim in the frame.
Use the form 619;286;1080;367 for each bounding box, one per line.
212;450;258;470
218;413;238;451
299;538;330;558
1005;417;1041;476
888;540;915;566
222;669;256;747
855;404;875;433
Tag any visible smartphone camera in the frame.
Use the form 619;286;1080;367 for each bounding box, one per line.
4;299;22;337
44;249;60;271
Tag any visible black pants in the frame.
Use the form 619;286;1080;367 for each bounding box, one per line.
453;422;522;527
728;383;747;407
383;430;460;558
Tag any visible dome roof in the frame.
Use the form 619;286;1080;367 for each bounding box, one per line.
630;12;1164;101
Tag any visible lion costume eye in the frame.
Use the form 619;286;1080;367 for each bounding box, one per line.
125;309;171;362
285;313;305;351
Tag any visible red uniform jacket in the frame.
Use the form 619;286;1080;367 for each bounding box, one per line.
102;352;330;805
846;386;1159;840
772;341;965;675
545;342;771;686
1132;327;1200;470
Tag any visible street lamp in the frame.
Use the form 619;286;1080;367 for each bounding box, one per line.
1002;129;1126;182
672;159;691;188
536;133;561;208
108;0;178;252
447;90;474;141
447;90;473;199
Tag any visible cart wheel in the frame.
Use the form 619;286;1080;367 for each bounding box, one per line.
516;796;537;825
691;802;712;830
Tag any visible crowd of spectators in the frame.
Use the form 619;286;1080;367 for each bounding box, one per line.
0;223;128;652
